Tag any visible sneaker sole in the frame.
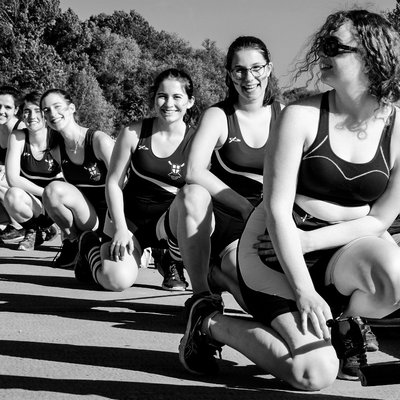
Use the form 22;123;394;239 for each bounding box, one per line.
55;253;79;269
337;371;360;381
2;236;25;244
17;245;34;251
162;283;187;291
366;342;379;352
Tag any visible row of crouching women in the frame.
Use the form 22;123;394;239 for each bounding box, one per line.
1;8;400;391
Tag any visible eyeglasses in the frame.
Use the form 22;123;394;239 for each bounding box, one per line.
230;64;268;80
320;36;358;57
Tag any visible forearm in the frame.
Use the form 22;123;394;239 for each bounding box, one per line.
187;169;253;217
106;182;128;232
8;176;43;197
304;215;385;252
266;208;316;295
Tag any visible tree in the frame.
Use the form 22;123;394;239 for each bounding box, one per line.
0;1;230;132
67;67;116;134
282;87;318;104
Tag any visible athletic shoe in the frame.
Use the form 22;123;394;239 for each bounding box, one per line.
339;351;368;380
329;316;368;380
179;293;224;375
53;239;79;269
74;231;98;284
364;324;379;352
17;229;44;251
157;251;188;291
41;224;58;243
0;224;25;244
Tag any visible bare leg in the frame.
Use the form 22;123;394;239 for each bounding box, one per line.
168;184;214;294
328;236;400;318
43;181;98;241
207;311;338;391
4;187;42;223
209;245;248;311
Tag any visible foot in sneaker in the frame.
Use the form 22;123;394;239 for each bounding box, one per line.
339;352;368;380
328;316;368;380
41;224;58;243
0;224;25;244
53;239;79;269
179;294;224;375
17;229;44;251
157;251;188;291
363;324;379;352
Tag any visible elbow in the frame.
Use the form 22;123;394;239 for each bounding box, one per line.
185;166;199;184
264;198;291;229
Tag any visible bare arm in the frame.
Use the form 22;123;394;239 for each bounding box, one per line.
92;130;115;169
105;124;140;260
264;100;332;339
5;130;44;197
186;107;254;219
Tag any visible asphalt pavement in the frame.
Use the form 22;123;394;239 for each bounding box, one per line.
1;235;400;400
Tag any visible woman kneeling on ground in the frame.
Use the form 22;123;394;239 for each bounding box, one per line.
179;9;400;390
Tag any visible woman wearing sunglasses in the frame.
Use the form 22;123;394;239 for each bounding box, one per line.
181;36;282;309
179;10;400;389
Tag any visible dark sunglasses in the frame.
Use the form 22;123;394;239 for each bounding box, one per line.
320;36;358;57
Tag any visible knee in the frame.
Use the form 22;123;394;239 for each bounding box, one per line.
43;181;66;206
4;187;25;211
180;184;212;219
97;248;139;291
371;258;400;306
291;352;338;391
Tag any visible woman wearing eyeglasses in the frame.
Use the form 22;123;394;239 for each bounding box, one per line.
182;36;282;308
179;10;400;389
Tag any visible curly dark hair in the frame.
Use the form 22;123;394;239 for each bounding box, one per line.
294;9;400;105
225;36;281;106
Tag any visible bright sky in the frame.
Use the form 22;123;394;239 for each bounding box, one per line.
60;0;396;87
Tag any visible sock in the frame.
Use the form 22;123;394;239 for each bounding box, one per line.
87;245;102;285
36;214;54;229
20;217;38;231
167;237;182;261
81;232;102;284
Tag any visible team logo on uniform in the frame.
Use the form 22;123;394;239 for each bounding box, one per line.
84;162;101;181
138;145;149;150
228;137;241;144
45;158;56;171
168;161;184;180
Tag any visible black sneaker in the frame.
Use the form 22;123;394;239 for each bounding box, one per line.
157;251;188;291
0;224;25;244
328;316;368;380
339;352;368;380
17;229;44;251
179;294;224;375
41;224;58;243
74;231;97;284
363;324;379;352
53;239;79;269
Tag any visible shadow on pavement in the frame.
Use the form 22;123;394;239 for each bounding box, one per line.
0;292;187;333
0;375;374;400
